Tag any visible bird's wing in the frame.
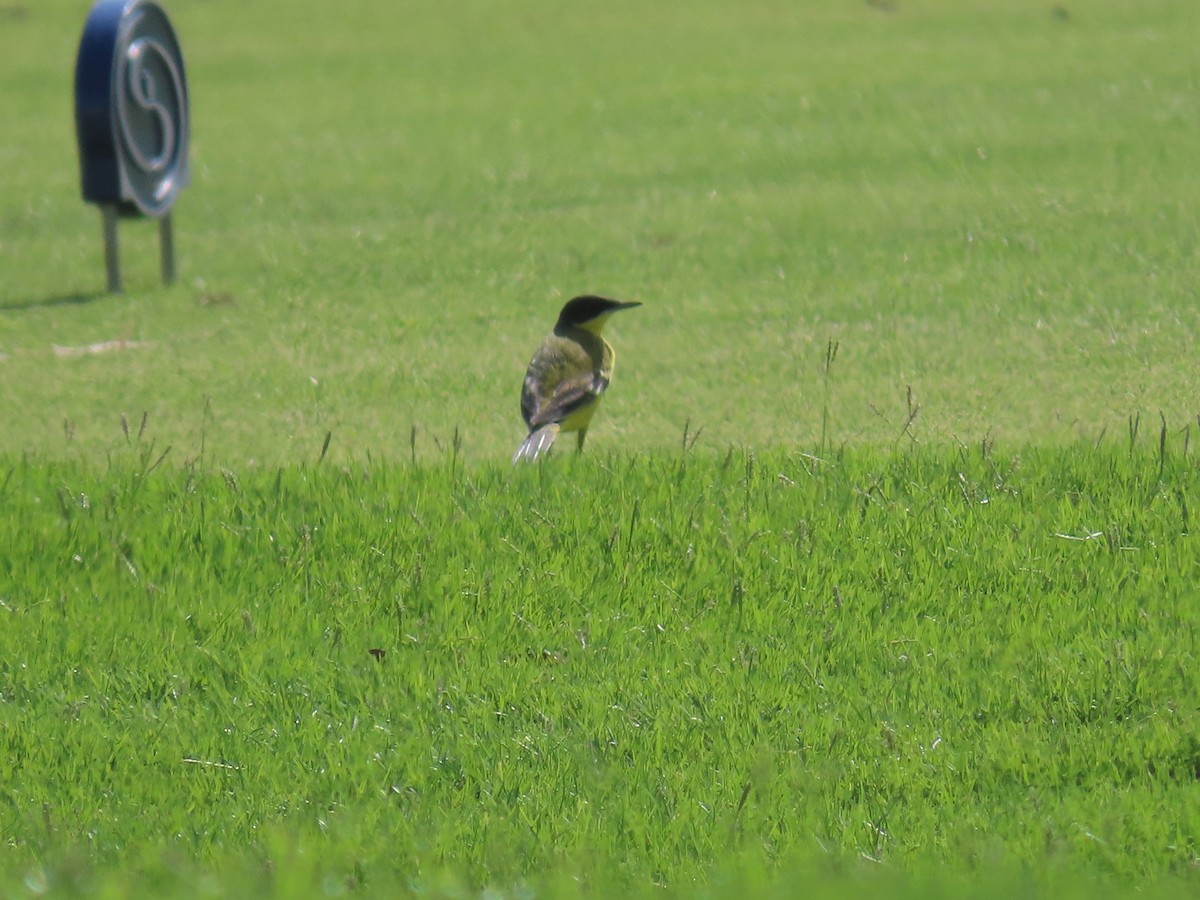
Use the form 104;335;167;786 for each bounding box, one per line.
523;369;608;428
520;332;609;428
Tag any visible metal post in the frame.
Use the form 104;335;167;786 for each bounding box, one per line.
159;212;176;284
101;204;121;292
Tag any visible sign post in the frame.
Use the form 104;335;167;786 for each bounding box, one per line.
74;0;189;292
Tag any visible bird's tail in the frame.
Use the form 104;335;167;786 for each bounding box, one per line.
512;424;560;464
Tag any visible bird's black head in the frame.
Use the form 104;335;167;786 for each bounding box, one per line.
555;295;642;332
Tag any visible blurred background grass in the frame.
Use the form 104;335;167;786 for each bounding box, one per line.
2;0;1198;465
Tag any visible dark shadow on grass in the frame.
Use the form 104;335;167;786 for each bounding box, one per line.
0;291;108;312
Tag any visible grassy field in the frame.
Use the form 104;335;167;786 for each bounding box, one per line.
3;0;1200;896
3;440;1199;897
3;0;1199;462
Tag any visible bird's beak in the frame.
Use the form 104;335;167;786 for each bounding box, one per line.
615;301;643;311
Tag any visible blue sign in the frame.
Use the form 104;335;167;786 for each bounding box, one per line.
74;0;189;218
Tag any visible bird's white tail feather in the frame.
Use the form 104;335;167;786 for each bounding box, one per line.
512;424;560;464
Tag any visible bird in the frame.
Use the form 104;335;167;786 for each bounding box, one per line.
512;295;642;464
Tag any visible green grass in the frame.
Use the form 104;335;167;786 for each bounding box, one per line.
2;439;1200;896
3;0;1200;462
4;0;1200;896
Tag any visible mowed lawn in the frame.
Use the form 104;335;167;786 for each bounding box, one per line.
2;0;1200;897
2;0;1199;462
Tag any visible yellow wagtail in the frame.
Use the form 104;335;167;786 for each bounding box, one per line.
512;295;641;463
